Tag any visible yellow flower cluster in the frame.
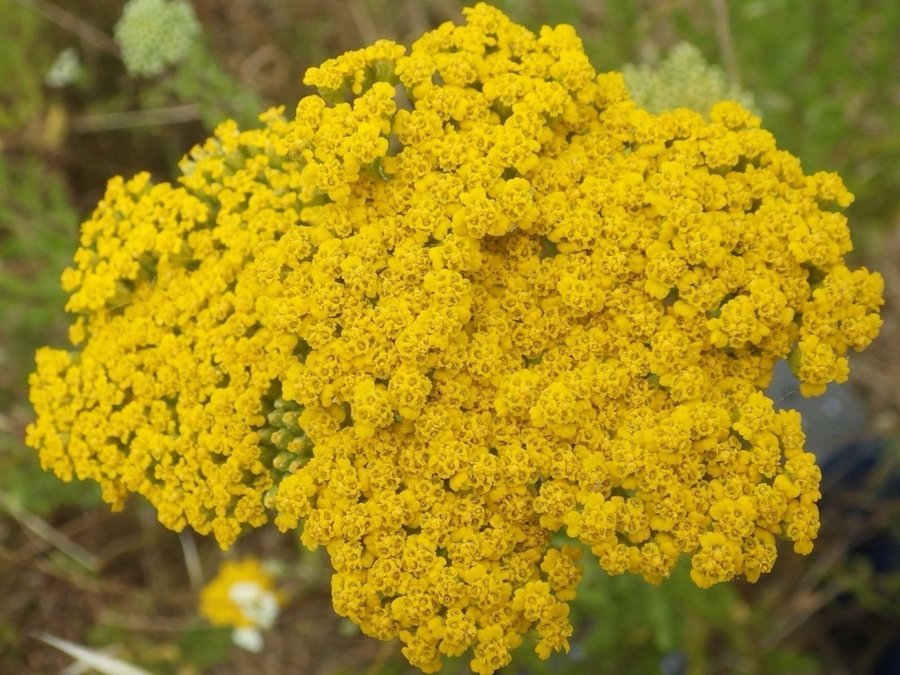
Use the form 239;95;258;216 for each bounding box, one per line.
28;5;882;672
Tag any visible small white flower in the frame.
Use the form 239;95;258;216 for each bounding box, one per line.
231;626;264;653
227;581;280;630
46;48;82;88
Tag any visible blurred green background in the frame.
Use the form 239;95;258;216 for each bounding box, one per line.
1;0;898;673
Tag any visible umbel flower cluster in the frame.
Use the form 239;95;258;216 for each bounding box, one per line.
28;5;882;673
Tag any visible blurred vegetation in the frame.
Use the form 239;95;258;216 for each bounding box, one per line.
1;0;898;673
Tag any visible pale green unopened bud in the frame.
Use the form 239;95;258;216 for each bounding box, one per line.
114;0;200;77
624;42;756;116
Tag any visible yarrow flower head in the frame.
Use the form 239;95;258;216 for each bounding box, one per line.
199;558;281;652
28;4;883;672
114;0;200;77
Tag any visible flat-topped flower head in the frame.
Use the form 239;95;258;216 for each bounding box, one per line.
28;4;883;672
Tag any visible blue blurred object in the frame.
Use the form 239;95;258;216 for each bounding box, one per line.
767;360;869;465
659;650;687;675
821;438;900;575
769;361;900;674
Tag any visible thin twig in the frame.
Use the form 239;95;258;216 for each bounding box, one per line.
72;104;203;132
402;0;429;38
365;638;399;675
26;552;188;600
94;613;201;633
761;498;898;650
11;0;119;57
345;0;380;45
710;0;740;86
238;44;285;86
0;508;103;572
179;530;204;592
0;492;99;571
762;583;847;651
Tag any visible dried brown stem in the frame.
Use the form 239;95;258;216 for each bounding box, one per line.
11;0;119;56
710;0;741;86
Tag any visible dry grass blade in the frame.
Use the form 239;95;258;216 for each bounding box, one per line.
0;491;99;571
10;0;119;56
72;105;203;132
33;633;151;675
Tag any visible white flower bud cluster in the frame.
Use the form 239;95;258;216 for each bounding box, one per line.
114;0;200;77
624;42;756;115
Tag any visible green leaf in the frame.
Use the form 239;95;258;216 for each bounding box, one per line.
177;626;233;669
